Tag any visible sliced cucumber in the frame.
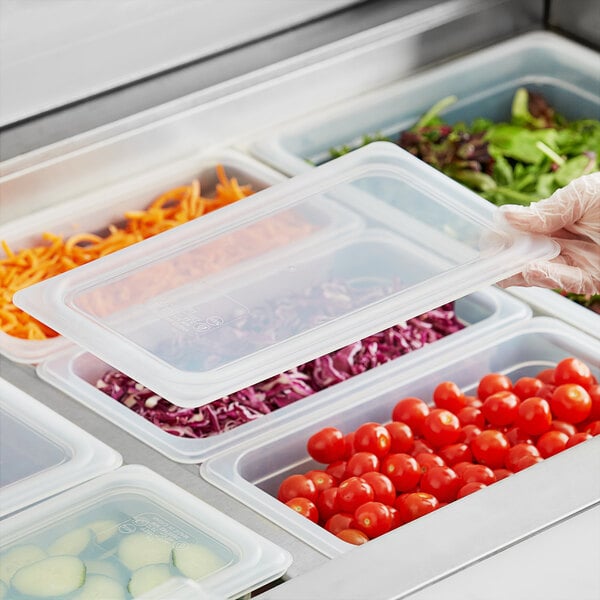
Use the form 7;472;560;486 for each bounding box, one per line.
10;555;85;597
85;520;120;545
172;543;227;580
117;533;172;571
127;564;171;598
0;544;47;586
48;527;92;556
72;574;126;600
84;559;125;583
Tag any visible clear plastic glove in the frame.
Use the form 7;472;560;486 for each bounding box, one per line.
498;172;600;295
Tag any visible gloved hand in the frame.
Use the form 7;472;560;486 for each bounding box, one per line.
498;172;600;295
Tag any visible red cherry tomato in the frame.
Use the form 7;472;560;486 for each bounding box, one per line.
492;468;513;481
316;487;339;523
286;497;319;522
325;512;356;535
345;452;380;477
411;438;435;456
587;385;600;421
504;426;534;447
513;453;543;472
460;463;496;486
354;501;393;538
391;397;430;436
395;492;439;523
481;391;520;427
554;357;594;389
463;395;483;408
420;466;461;503
304;470;336;492
536;430;569;458
517;397;552;436
536;368;556;385
513;377;545;401
278;474;318;503
389;506;403;529
433;381;467;413
566;432;593;448
422;409;461;448
550;384;592;424
456;406;486;429
361;472;396;506
551;420;578;437
337;477;374;513
353;422;392;459
381;453;421;492
451;461;473;480
439;443;473;466
385;421;415;454
471;429;510;469
458;424;483;445
307;427;346;464
457;481;487;498
583;421;600;436
325;460;347;482
415;452;446;476
336;528;369;545
342;432;356;460
477;373;513;400
505;443;541;472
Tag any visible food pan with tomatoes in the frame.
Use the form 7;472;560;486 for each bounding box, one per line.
201;317;600;557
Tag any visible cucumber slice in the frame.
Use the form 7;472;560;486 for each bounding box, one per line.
0;545;47;586
172;544;227;580
48;528;92;556
10;555;85;597
86;520;119;545
117;533;172;571
72;574;126;600
84;560;125;583
128;564;171;598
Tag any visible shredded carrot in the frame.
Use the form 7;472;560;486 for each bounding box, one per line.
0;166;256;340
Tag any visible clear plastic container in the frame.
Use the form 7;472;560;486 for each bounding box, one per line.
15;142;557;409
0;377;122;518
0;149;285;364
37;287;531;463
0;465;291;599
200;317;600;557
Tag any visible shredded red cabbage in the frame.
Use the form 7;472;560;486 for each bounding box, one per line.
95;302;464;439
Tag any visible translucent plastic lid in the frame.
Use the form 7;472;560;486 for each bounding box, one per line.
15;143;558;408
0;465;291;599
0;377;122;517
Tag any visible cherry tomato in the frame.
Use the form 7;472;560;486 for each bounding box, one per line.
458;424;483;445
550;384;592;424
505;443;541;472
477;373;513;401
389;506;403;529
361;472;396;506
337;477;374;513
457;481;487;498
316;487;339;523
411;438;435;456
325;460;347;482
392;397;430;436
354;501;393;538
512;453;543;472
307;427;346;464
554;357;594;389
456;406;485;429
278;474;318;503
504;426;534;447
395;492;439;523
566;432;593;448
536;430;569;458
422;409;461;448
353;422;392;459
536;368;556;385
325;512;356;535
463;395;483;408
471;429;510;469
517;397;552;436
415;452;446;476
286;497;319;522
345;452;380;477
586;385;600;421
385;421;414;454
304;470;336;492
459;463;496;486
439;443;472;466
482;391;520;427
551;420;577;437
420;466;461;503
381;453;421;492
433;381;467;413
513;377;545;401
451;461;473;480
343;432;356;460
492;468;513;481
583;421;600;436
336;528;369;545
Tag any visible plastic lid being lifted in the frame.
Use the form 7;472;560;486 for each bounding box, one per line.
15;143;558;408
0;377;122;517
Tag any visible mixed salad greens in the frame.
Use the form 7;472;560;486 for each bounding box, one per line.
329;88;600;311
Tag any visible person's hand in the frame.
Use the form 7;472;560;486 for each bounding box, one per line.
498;172;600;295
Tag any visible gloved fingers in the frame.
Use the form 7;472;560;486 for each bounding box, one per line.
505;260;600;295
500;172;600;240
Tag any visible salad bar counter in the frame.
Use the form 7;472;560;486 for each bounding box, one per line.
1;1;599;599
